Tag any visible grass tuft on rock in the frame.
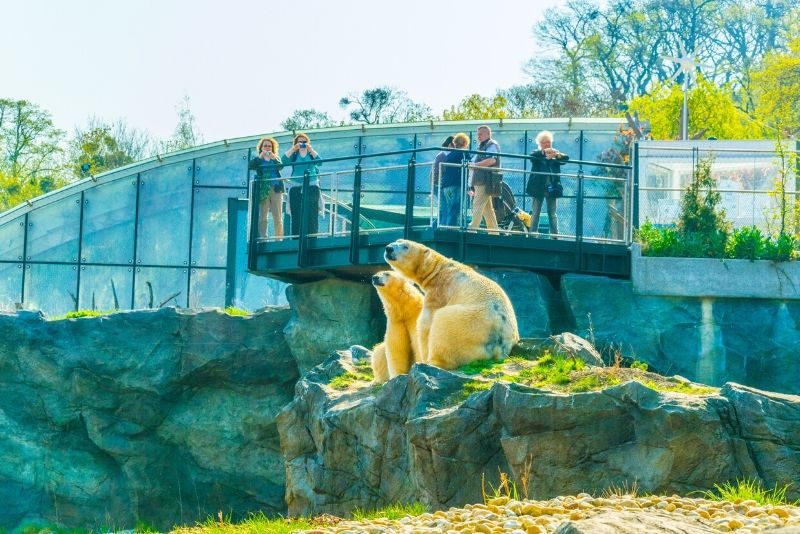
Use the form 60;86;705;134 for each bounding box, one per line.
700;478;798;506
173;511;313;534
351;502;427;520
223;306;250;316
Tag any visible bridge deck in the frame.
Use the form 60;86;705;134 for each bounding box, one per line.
250;228;630;283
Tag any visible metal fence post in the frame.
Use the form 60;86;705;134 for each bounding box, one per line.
575;169;585;270
404;156;416;238
247;176;260;272
632;141;640;231
349;163;362;264
298;170;311;267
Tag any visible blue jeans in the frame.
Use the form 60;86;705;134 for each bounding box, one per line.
439;186;461;227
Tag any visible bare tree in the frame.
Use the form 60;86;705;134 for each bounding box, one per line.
339;87;434;124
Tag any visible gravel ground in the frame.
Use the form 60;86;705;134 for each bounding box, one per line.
299;494;800;533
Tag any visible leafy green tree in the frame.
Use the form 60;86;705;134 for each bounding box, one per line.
0;98;65;183
70;127;134;178
160;95;203;153
339;87;434;124
280;108;339;131
751;37;800;136
442;94;509;121
626;76;764;139
0;168;67;211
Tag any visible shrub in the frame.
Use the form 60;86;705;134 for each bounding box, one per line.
764;232;798;261
676;156;730;258
727;226;766;260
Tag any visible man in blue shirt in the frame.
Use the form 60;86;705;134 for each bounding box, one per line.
439;133;470;226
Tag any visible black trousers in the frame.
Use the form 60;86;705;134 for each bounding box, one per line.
288;185;320;236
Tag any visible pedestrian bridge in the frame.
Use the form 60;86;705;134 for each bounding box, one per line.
247;146;632;283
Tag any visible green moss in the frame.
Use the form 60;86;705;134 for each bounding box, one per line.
571;374;622;392
49;310;112;321
640;379;717;395
329;370;373;390
446;379;493;406
515;353;585;387
351;502;427;520
630;360;649;371
223;306;250;316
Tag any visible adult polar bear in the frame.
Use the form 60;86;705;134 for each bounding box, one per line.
384;239;519;370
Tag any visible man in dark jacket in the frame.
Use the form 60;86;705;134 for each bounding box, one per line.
526;130;569;236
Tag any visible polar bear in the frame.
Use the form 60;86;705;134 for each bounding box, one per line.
370;270;424;383
384;239;519;370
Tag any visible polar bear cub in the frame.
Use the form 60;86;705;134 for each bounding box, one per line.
384;239;519;370
370;270;424;383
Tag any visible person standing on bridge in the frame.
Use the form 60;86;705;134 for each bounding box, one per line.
527;130;569;237
284;132;322;236
468;125;500;233
439;133;470;226
249;137;284;239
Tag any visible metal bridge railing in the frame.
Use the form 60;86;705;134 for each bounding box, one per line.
247;146;633;270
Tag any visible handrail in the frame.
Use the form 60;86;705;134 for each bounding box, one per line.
287;146;633;171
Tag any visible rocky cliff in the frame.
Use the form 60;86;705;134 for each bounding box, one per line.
277;352;800;518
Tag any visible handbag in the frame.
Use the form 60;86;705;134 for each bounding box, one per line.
546;181;564;198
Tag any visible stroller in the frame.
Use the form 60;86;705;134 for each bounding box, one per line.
492;182;531;233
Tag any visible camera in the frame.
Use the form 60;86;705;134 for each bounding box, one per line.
299;142;307;148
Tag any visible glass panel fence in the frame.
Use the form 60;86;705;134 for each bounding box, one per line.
0;216;25;261
137;163;192;266
26;194;81;262
0;262;22;310
192;187;245;267
195;149;249;187
24;264;78;317
134;267;188;309
189;268;227;308
231;202;287;309
78;265;134;311
82;177;137;265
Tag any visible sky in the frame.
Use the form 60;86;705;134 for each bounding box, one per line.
3;0;564;144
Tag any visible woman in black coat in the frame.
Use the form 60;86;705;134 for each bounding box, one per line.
526;131;569;236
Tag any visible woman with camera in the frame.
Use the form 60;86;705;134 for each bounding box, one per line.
284;132;322;236
249;137;285;238
526;130;569;236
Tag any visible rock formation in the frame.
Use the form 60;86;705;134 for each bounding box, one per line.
278;351;800;518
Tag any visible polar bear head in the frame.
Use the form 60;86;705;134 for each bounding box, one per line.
385;239;426;273
371;270;404;289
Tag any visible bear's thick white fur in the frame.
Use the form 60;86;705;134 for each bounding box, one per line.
384;239;519;370
370;270;424;382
